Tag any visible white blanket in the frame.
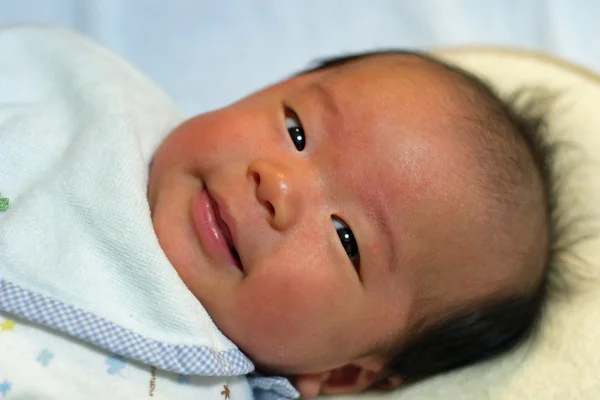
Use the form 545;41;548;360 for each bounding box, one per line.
0;26;297;400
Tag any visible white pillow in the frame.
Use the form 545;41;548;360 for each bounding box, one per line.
326;49;600;400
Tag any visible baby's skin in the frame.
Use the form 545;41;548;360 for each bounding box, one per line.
148;54;544;397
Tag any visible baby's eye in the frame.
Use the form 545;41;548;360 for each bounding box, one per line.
285;110;306;151
332;216;360;270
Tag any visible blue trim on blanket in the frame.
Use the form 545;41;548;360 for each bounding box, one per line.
249;376;300;399
0;279;254;376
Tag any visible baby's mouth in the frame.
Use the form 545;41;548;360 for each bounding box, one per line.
211;196;242;268
192;187;244;272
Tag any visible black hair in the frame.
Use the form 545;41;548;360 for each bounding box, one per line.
301;50;557;386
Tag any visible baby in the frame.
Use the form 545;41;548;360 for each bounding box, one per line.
0;27;552;400
149;50;552;398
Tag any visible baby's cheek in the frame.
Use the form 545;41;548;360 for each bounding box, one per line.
233;261;355;370
243;266;333;326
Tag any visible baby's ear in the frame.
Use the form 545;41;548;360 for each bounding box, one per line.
295;361;402;398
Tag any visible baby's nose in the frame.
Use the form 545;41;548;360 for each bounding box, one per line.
247;159;311;231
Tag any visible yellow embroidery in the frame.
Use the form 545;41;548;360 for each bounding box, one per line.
0;319;16;332
221;384;231;399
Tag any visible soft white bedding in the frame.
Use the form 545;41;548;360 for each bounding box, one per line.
1;1;599;115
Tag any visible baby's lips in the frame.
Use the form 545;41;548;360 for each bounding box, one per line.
207;188;238;251
211;196;235;252
192;187;243;272
206;187;245;273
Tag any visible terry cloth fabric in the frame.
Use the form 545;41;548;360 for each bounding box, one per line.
0;308;253;399
0;25;298;400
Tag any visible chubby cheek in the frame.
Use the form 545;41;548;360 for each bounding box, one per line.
157;106;260;170
230;245;360;371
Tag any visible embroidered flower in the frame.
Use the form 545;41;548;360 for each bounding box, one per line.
0;196;9;212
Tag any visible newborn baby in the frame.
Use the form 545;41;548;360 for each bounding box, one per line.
149;50;552;398
0;27;552;399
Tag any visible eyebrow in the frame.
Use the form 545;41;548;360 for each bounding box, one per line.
311;81;340;118
368;193;397;275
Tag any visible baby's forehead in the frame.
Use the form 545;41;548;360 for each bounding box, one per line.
306;56;521;270
285;53;482;180
308;52;463;91
299;53;477;127
308;55;473;131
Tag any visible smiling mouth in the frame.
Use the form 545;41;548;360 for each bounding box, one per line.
208;192;242;265
192;187;243;272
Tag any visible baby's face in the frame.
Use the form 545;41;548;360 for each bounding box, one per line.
148;55;519;375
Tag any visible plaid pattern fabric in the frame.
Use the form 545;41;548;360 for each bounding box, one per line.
0;279;253;376
252;390;298;400
249;376;300;399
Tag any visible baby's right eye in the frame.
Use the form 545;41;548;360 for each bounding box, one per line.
285;109;306;151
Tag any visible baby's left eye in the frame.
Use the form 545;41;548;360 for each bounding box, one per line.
285;110;306;151
333;216;360;270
